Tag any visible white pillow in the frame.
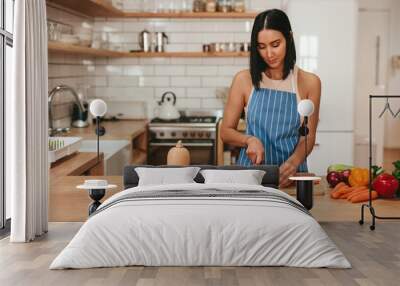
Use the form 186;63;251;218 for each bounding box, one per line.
200;169;266;185
135;167;201;186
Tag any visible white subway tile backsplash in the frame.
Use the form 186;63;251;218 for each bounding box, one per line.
185;44;203;52
176;98;202;109
93;20;123;32
234;32;251;42
201;98;224;109
202;58;235;65
139;57;171;65
95;65;124;76
169;33;203;44
171;77;201;87
155;65;185;76
201;77;232;87
170;58;203;65
217;65;247;76
138;76;170;87
92;87;154;100
87;76;107;87
108;32;138;43
234;57;250;65
204;33;235;43
186;87;216;98
123;65;154;76
187;66;218;76
108;57;139;65
109;76;139;87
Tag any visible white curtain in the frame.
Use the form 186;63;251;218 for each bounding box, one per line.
8;0;49;242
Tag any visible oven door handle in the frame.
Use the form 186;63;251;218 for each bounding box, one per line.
149;142;214;147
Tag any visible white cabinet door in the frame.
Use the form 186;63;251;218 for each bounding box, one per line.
287;0;357;131
307;132;354;175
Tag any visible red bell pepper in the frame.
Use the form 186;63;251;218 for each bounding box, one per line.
372;173;399;198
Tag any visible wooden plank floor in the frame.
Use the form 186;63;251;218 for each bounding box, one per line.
1;220;399;286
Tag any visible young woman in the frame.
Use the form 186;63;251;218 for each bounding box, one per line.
220;9;321;188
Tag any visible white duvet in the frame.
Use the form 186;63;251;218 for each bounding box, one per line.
50;183;351;269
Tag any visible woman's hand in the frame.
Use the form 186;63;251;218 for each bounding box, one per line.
245;136;265;165
279;160;298;188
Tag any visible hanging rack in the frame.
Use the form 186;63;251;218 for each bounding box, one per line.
378;97;396;118
359;95;400;231
394;107;400;118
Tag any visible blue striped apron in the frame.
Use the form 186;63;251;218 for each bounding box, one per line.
237;73;308;172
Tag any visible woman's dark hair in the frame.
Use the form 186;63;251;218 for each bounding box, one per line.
250;9;296;89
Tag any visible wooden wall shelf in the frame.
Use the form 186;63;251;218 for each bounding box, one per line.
48;41;125;57
126;51;250;58
123;12;258;19
47;0;124;17
47;0;257;19
48;42;250;58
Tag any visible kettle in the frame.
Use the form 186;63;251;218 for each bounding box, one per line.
154;32;169;52
139;29;151;52
157;91;180;120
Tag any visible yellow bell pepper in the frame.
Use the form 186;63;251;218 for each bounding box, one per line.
348;168;369;187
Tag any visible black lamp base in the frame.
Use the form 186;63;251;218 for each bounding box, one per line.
295;180;314;210
88;189;105;215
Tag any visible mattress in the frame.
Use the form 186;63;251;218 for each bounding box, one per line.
50;183;351;269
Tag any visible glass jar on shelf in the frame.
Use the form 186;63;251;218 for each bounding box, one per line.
233;0;245;12
193;0;205;12
217;0;232;13
205;0;217;12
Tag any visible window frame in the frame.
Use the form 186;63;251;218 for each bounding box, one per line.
0;0;13;233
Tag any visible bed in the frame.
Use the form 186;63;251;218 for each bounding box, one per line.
50;165;351;269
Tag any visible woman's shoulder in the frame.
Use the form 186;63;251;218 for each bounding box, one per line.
297;67;321;97
234;69;252;84
232;69;253;93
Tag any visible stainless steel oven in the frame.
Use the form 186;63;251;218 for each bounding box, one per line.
147;111;220;165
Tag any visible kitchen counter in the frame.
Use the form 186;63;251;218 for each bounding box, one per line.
49;120;148;221
50;152;104;178
61;119;148;141
58;119;148;166
49;175;123;222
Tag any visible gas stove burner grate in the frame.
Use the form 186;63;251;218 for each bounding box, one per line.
151;116;217;124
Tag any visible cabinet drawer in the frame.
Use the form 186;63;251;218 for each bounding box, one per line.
307;132;354;175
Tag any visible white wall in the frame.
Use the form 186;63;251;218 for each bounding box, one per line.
385;0;400;148
356;0;400;150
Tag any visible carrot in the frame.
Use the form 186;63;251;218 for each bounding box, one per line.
332;182;346;193
331;185;351;199
351;191;378;203
347;187;369;201
340;186;367;199
337;187;356;199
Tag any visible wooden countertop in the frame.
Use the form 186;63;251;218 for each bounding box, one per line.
49;175;123;222
60;119;148;140
50;152;104;178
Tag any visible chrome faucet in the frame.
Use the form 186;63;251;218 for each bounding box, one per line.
48;85;86;136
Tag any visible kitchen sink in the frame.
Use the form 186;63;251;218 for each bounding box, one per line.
79;140;131;176
48;136;82;163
